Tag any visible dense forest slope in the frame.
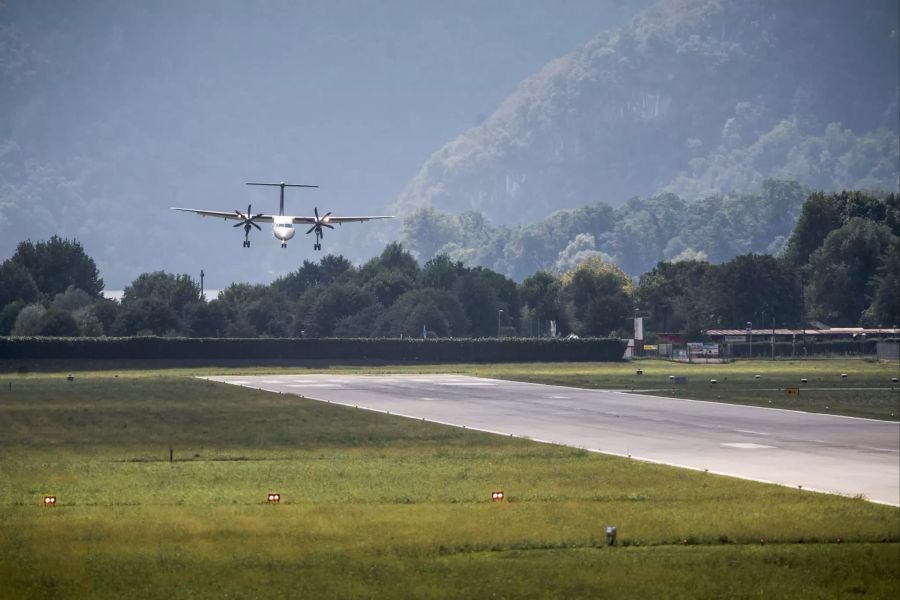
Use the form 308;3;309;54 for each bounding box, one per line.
402;179;812;279
394;0;899;224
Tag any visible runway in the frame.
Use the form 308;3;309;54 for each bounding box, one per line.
207;374;900;505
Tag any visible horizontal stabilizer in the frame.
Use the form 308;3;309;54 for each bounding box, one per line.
246;182;318;188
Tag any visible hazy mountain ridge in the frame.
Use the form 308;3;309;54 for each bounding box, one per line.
394;0;900;224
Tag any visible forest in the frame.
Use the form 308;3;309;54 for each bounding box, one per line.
0;190;897;341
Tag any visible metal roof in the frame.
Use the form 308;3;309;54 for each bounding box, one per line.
706;328;899;336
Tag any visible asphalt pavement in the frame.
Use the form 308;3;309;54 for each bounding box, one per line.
206;374;900;505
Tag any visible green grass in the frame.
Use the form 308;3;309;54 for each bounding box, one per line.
6;357;897;419
0;374;898;598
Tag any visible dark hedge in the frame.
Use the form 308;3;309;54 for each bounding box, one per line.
0;336;626;363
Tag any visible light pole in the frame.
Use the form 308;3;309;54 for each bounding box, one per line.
498;309;503;337
746;321;752;359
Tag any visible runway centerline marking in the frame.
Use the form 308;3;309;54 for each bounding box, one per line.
722;442;777;449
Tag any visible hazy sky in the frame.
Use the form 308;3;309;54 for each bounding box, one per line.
2;0;652;286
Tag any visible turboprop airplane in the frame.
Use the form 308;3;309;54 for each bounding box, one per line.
171;182;394;250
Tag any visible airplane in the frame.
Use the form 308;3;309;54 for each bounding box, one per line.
171;182;394;250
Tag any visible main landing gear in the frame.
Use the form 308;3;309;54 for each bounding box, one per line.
314;242;321;251
281;242;288;248
235;204;262;249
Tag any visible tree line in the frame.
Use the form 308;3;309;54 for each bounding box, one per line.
0;191;897;340
401;179;811;281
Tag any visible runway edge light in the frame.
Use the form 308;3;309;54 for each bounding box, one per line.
267;493;281;504
43;496;56;507
491;491;504;502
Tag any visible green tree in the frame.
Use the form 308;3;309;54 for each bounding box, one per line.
245;291;293;337
51;286;93;313
11;304;47;336
301;283;377;337
121;271;201;321
187;300;228;337
333;303;385;337
319;254;355;285
420;254;465;291
636;260;711;334
0;260;39;308
560;257;632;337
272;260;321;299
805;219;894;325
0;301;24;335
455;267;518;337
862;236;899;327
38;308;80;337
401;206;461;259
372;289;468;338
703;254;801;329
89;297;120;334
110;299;181;336
519;271;565;335
783;191;896;268
10;236;103;297
216;283;290;337
76;311;105;337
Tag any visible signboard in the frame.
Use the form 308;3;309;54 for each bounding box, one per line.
688;342;719;356
634;317;644;341
724;335;746;343
785;387;800;397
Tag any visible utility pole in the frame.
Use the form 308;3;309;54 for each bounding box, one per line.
771;314;776;360
200;269;205;299
746;321;752;359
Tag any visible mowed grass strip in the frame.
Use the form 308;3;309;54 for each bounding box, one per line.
0;375;897;599
5;356;897;420
477;359;900;420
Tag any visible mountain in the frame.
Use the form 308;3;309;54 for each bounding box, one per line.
394;0;900;225
0;0;649;288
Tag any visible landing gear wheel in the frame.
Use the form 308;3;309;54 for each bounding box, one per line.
243;240;250;248
281;242;287;248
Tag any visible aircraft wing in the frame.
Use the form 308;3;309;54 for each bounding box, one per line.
289;215;394;224
171;208;274;222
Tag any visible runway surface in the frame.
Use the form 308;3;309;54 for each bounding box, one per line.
207;374;900;505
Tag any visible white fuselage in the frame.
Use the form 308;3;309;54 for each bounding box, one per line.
273;216;295;242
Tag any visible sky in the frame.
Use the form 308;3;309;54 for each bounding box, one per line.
1;0;652;287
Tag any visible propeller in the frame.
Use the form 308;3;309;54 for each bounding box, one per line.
234;204;264;231
306;207;334;235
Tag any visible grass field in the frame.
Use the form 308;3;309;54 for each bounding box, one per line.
8;357;896;419
1;370;898;598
